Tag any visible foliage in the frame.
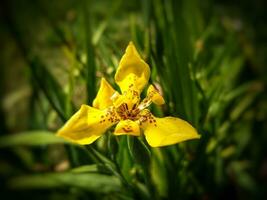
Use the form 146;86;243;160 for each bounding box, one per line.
0;0;266;199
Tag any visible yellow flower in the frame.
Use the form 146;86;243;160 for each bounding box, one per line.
57;42;200;147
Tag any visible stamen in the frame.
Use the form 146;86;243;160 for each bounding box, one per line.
138;97;152;110
110;91;120;101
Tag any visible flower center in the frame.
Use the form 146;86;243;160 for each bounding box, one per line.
115;94;155;121
115;103;141;120
111;86;158;121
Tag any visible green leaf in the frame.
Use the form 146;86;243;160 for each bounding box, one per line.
152;0;200;125
117;136;133;182
8;172;122;193
127;137;151;166
0;131;69;147
108;133;119;161
151;149;168;197
81;0;96;104
71;164;99;173
30;57;71;121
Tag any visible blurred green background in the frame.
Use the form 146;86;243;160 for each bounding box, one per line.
0;0;267;199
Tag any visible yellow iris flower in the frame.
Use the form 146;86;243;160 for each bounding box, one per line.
57;42;200;147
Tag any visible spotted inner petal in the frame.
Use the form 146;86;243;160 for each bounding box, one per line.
110;84;165;125
114;120;140;136
137;109;158;127
138;85;165;110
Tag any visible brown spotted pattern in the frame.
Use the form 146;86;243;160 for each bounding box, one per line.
99;107;120;124
100;81;158;129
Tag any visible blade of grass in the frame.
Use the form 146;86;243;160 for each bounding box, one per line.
30;57;70;122
8;172;122;193
0;131;68;147
81;0;96;104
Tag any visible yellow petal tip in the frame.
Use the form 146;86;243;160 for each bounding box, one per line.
125;41;140;58
92;78;116;110
115;41;150;93
128;41;134;47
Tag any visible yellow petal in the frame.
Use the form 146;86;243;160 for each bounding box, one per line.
93;78;116;110
147;85;165;105
115;42;150;94
57;105;119;145
137;85;165;111
140;112;200;147
114;120;140;136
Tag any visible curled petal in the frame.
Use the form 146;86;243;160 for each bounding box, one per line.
140;111;200;147
115;42;150;94
93;78;116;110
114;120;140;136
138;85;165;111
147;85;165;105
57;105;118;145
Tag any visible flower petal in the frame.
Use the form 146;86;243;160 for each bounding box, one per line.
147;85;165;105
57;105;119;145
115;42;150;94
93;78;116;110
114;119;140;136
140;111;200;147
137;85;165;111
